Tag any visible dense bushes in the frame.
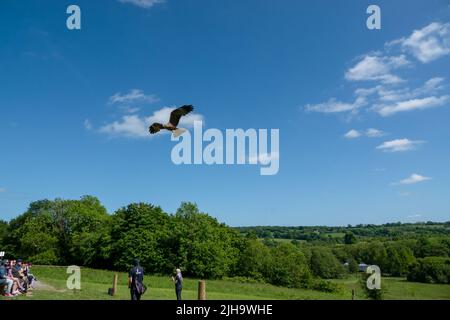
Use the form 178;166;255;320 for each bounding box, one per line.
235;242;344;291
265;243;312;288
309;247;346;279
407;257;450;284
413;237;450;258
384;243;416;276
341;241;416;276
236;240;313;289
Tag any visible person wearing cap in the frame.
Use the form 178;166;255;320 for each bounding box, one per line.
0;260;14;297
171;268;183;300
128;258;145;301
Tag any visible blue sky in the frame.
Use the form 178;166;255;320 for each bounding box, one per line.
1;0;450;226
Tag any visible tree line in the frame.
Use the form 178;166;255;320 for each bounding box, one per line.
0;196;449;292
236;222;450;243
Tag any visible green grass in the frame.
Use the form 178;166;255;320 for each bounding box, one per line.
326;232;346;238
334;276;450;300
1;266;449;300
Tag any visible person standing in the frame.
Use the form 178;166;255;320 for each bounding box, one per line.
172;268;183;300
128;258;145;301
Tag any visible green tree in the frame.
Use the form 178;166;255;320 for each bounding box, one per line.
237;239;271;280
0;220;7;246
4;196;111;266
384;242;416;276
347;258;359;273
350;242;388;271
170;202;240;279
414;237;449;258
310;247;346;279
61;196;112;267
12;212;59;264
245;230;258;240
265;243;312;288
407;257;450;284
344;232;357;245
111;203;171;273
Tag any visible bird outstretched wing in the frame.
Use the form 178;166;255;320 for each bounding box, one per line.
169;105;194;127
149;123;164;134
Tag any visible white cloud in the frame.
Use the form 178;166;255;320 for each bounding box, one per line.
305;96;366;114
0;188;6;193
344;128;385;139
100;106;204;138
345;54;409;84
305;21;450;119
396;173;431;185
376;138;425;152
120;106;141;114
118;0;164;9
422;77;446;92
109;89;159;105
100;115;148;138
366;128;386;137
344;129;362;139
354;86;383;97
399;22;450;63
374;95;450;116
365;77;445;102
84;119;93;131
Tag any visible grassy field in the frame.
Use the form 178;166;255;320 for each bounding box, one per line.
1;266;449;300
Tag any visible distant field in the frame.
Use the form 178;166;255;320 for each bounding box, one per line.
1;266;449;300
265;234;345;244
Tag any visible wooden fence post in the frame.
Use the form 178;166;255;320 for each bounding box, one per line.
113;273;118;296
198;280;206;300
352;289;355;300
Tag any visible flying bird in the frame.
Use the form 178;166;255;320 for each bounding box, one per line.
149;105;194;137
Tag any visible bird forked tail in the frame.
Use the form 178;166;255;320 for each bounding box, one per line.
172;128;187;138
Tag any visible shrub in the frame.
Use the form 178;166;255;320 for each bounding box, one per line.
407;257;450;284
310;279;342;293
359;272;386;300
265;243;312;288
310;247;346;279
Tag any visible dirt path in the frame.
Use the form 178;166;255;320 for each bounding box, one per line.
32;280;66;293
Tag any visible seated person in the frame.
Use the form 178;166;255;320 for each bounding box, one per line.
13;259;28;292
0;260;14;297
23;262;36;289
7;260;25;295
